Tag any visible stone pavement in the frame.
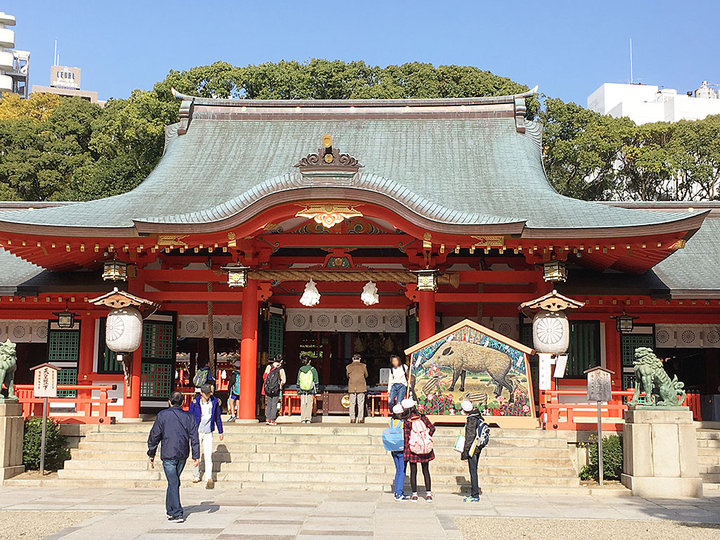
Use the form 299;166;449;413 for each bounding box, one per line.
0;485;719;540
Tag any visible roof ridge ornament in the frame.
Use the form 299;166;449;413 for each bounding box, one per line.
294;134;362;177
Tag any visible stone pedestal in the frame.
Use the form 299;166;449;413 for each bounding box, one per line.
0;400;25;481
622;407;703;498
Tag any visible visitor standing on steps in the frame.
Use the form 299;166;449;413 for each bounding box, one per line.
387;354;408;408
263;353;286;425
383;402;409;501
297;357;319;423
346;353;368;423
227;360;241;422
188;384;224;489
147;390;200;523
460;399;485;501
402;398;435;502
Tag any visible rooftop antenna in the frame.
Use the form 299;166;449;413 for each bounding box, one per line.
629;38;633;84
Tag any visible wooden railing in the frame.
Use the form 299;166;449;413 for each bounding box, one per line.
540;389;702;431
15;384;115;425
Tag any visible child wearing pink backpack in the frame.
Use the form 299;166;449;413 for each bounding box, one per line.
401;398;435;502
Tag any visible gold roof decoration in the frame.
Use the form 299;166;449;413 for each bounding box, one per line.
519;290;585;314
88;287;160;318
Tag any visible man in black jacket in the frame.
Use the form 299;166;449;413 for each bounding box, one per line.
460;399;484;502
148;391;200;522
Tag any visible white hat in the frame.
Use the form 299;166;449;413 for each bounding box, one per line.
392;403;404;415
401;398;416;409
461;400;474;413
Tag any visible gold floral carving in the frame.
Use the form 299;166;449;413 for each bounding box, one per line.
296;204;363;228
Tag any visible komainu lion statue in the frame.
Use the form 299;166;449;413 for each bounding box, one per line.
0;339;17;399
630;347;685;407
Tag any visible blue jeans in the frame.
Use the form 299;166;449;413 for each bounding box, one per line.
468;449;480;497
388;384;406;408
391;451;406;497
162;458;186;517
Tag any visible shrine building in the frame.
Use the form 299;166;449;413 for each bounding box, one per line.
0;89;718;427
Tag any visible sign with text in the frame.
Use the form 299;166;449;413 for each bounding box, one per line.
32;364;58;398
586;367;612;402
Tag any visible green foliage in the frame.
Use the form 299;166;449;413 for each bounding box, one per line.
22;417;70;471
579;434;623;481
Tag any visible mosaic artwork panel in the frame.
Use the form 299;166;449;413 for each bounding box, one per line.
409;326;532;417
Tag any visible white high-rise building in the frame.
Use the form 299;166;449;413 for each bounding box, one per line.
588;81;720;124
0;12;30;98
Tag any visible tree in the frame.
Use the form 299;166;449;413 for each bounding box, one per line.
0;91;61;122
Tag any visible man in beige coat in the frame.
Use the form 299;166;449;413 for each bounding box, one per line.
346;353;368;423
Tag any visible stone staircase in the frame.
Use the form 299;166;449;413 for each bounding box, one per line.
697;428;720;493
47;423;580;493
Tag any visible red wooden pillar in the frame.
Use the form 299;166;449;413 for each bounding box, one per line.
123;276;145;419
77;314;96;417
418;290;436;341
239;279;259;421
605;318;622;389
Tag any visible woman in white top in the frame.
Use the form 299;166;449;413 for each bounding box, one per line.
387;354;409;408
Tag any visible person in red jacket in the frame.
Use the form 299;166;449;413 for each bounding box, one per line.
401;398;435;502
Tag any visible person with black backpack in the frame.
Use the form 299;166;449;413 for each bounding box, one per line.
227;361;241;422
460;399;488;502
262;354;286;425
193;360;215;393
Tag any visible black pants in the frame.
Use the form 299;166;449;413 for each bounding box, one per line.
409;461;431;493
468;450;480;497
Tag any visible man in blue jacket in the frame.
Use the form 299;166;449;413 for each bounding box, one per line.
147;391;200;523
188;384;224;489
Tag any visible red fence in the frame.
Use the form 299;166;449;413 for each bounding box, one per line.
541;389;702;431
15;384;115;425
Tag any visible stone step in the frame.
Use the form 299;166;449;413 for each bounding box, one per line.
703;482;720;492
699;464;720;474
700;473;720;483
696;439;720;448
696;430;720;440
697;448;720;456
698;455;720;465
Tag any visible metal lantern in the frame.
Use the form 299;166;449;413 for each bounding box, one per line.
53;309;77;329
613;312;637;333
106;306;143;353
413;269;438;292
221;264;250;288
102;259;128;282
543;260;567;283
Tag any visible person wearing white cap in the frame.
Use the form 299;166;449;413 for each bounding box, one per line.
227;360;241;422
402;398;435;502
384;403;409;501
460;399;484;501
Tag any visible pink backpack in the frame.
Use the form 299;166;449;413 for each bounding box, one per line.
408;418;433;454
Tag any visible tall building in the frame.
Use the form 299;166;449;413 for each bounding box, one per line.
588;81;720;124
32;64;101;104
0;12;30;98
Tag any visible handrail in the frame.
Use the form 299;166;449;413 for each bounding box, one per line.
14;384;116;424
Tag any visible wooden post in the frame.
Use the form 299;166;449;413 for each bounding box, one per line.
77;316;95;418
238;279;259;421
597;400;604;486
40;397;47;475
418;290;436;341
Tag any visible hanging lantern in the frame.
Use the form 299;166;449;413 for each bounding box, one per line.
613;312;637;333
299;279;321;307
543;260;567;283
53;309;78;329
361;281;380;306
106;307;144;353
412;269;438;292
102;259;129;282
532;310;570;355
221;264;250;288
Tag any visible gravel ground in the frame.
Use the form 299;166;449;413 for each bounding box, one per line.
455;517;720;540
0;511;99;540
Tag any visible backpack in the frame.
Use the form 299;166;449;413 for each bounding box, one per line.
408;418;433;455
298;369;315;392
264;367;281;396
382;420;404;452
476;420;490;448
230;370;241;395
193;367;209;387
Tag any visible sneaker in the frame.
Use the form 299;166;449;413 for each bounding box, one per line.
206;478;214;490
168;515;185;523
394;494;409;501
425;493;433;502
410;494;418;502
464;496;480;502
192;477;201;483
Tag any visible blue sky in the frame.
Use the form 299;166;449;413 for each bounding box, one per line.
5;0;718;104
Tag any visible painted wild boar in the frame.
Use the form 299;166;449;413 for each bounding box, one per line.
427;340;513;396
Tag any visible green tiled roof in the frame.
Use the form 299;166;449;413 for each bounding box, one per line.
0;95;700;233
0;248;44;294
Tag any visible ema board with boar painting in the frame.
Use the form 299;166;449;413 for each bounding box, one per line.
405;320;535;419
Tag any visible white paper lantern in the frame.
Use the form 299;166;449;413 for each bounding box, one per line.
532;310;570;355
106;307;143;353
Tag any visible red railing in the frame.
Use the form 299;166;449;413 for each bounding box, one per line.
15;384;115;425
541;389;702;431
